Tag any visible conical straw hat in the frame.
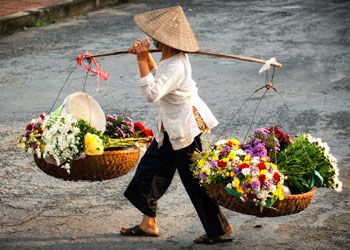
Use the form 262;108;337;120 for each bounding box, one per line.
134;6;200;52
62;92;106;132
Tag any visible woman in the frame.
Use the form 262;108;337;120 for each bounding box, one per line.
120;6;233;244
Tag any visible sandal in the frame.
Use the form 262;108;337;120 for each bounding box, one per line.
120;225;159;237
194;234;233;245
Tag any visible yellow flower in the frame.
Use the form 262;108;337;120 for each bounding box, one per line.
271;163;278;169
261;157;267;162
246;176;252;183
198;159;205;167
228;138;240;149
244;155;251;162
213;154;219;161
233;178;240;188
260;170;267;175
192;151;200;158
230;171;234;177
222;157;229;162
200;166;211;176
226;172;230;177
279;193;284;201
236;186;244;194
227;151;236;160
274;183;284;200
84;133;104;156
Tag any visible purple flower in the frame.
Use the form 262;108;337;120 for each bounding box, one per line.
242;182;249;190
221;146;230;156
31;142;38;149
251;179;261;190
249;166;259;174
233;165;241;174
267;180;274;186
210;160;217;169
199;173;207;180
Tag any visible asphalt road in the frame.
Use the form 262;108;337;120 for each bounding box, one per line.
0;0;349;249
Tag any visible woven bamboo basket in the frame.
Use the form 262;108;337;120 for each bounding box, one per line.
206;184;317;217
34;148;140;181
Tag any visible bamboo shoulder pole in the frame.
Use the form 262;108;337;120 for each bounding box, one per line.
83;49;283;68
194;50;283;68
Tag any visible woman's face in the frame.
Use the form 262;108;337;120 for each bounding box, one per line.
151;38;161;49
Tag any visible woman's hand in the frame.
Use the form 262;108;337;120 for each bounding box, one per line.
128;38;152;78
128;38;151;60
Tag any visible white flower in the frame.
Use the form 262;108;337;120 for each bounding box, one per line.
322;142;330;156
215;140;227;146
242;168;251;177
270;185;277;193
315;138;322;146
334;180;343;192
307;134;316;143
236;149;246;156
265;172;273;180
333;163;339;177
226;183;232;189
328;154;337;164
202;165;212;176
42;113;82;173
251;156;260;166
61;163;71;174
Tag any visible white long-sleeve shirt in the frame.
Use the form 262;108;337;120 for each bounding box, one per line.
139;52;218;150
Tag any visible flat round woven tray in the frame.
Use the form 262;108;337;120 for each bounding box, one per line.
206;184;317;217
34;148;140;181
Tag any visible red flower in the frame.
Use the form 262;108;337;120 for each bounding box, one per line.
218;160;227;168
134;122;145;132
259;174;266;184
227;141;233;147
273;172;280;182
26;124;33;131
258;162;266;170
239;163;250;169
144;129;154;137
247;192;257;201
133;122;154;143
271;126;291;146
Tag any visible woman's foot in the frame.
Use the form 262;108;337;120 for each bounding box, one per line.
120;215;160;237
219;224;234;239
194;224;234;244
120;225;159;237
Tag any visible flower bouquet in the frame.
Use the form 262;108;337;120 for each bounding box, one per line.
18;110;154;181
191;126;342;217
104;114;154;149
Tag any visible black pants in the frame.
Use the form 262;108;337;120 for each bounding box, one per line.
124;132;229;238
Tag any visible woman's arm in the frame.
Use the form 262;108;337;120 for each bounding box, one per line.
147;53;157;71
129;38;156;77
